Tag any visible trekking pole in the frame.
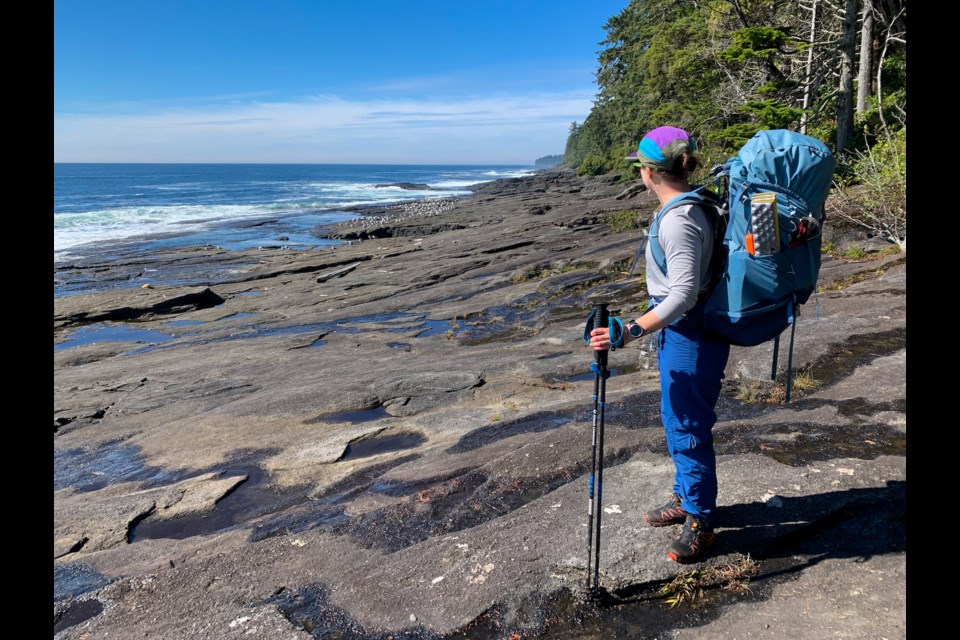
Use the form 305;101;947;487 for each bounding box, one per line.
585;302;611;595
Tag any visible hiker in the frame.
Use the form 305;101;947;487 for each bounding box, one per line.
587;125;729;563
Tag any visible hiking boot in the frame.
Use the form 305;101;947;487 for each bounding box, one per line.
667;514;716;563
643;493;687;527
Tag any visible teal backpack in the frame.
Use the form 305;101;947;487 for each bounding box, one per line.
642;129;836;400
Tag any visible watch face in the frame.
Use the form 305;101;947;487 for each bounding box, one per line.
629;323;643;337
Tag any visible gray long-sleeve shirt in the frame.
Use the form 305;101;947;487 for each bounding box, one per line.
645;203;714;325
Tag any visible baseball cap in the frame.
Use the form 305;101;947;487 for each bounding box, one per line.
627;126;696;172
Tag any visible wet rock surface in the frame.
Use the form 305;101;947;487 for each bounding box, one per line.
53;169;906;639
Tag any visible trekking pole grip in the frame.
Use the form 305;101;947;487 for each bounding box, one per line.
594;303;609;369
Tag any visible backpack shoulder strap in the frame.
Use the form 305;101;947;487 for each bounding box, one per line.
648;189;717;277
626;167;729;279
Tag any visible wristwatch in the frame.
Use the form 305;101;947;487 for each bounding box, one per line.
627;320;645;339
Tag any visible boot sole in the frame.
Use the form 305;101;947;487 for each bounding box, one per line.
666;534;716;563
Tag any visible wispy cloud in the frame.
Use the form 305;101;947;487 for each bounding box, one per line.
54;91;594;164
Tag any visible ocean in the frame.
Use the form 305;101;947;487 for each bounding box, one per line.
54;163;536;266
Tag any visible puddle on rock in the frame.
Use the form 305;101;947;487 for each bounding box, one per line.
54;440;185;493
164;319;206;327
549;363;644;383
304;405;392;424
54;563;112;602
342;312;459;338
54;322;177;352
126;321;354;354
340;432;427;461
128;466;265;541
414;317;461;338
456;296;604;346
120;311;473;355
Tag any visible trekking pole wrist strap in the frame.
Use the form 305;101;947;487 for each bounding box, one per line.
583;311;625;350
608;317;625;349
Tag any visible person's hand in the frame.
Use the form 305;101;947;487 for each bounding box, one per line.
589;327;611;351
583;309;622;350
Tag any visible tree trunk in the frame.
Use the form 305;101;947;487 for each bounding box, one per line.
800;0;820;134
856;0;874;113
836;0;859;152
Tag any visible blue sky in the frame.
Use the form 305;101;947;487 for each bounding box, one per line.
54;1;629;165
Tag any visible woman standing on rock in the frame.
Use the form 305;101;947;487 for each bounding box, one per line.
587;126;729;563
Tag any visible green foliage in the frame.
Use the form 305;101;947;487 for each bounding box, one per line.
607;209;639;233
740;100;803;130
718;26;794;64
854;127;905;189
840;246;866;260
757;79;799;95
709;124;762;155
828;127;906;250
804;121;838;154
564;0;906;253
593;0;724;161
534;154;564;167
576;153;611;177
854;50;907;143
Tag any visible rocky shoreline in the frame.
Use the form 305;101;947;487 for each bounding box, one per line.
54;168;906;639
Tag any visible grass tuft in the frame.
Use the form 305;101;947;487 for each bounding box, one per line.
659;554;760;608
789;371;819;391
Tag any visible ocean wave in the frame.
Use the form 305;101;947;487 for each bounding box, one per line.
54;204;269;254
430;180;489;189
481;169;536;179
54;164;532;265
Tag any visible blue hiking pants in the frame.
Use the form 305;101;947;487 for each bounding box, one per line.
656;303;730;524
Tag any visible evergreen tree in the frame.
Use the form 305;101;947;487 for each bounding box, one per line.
561;0;906;248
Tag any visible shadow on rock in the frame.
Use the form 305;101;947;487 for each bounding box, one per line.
713;479;906;564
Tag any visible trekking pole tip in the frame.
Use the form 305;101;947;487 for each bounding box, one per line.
586;585;618;607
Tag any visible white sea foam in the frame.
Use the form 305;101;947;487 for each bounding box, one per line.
430;180;488;189
482;169;536;178
54;164;532;265
54;204;270;256
310;182;471;196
